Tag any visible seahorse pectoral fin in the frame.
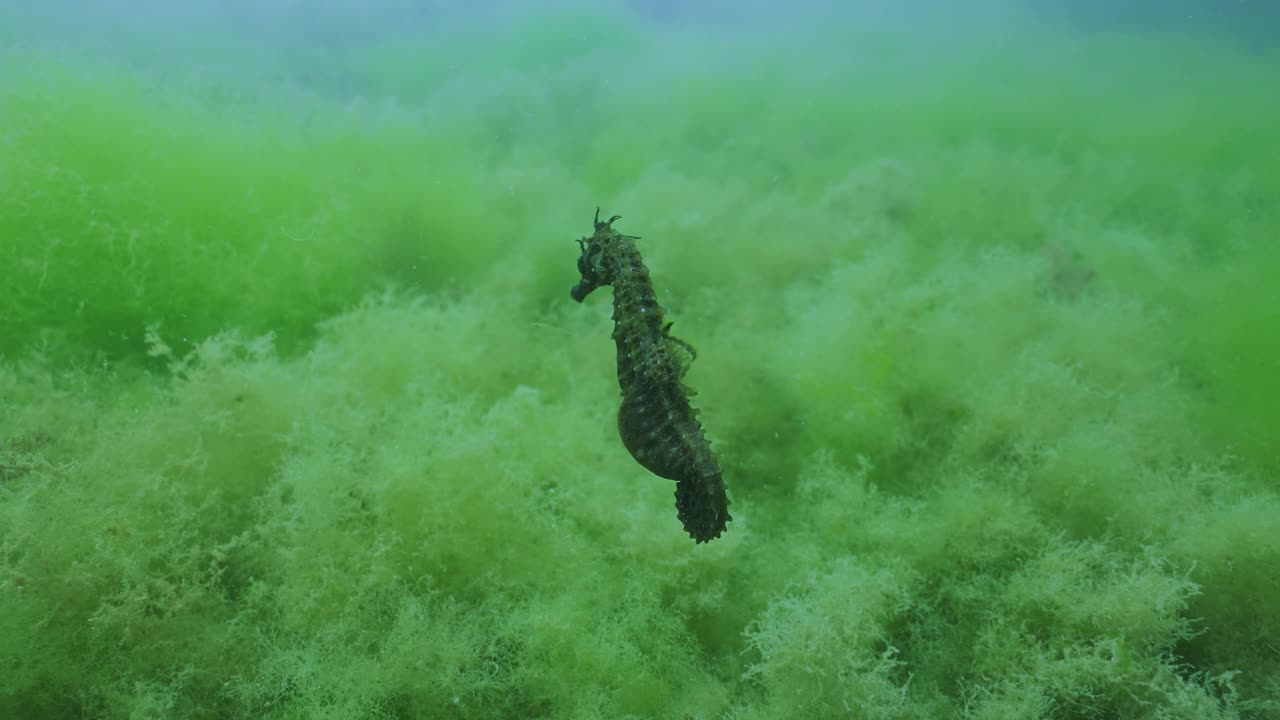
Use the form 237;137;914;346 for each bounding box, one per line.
668;340;696;379
661;322;698;378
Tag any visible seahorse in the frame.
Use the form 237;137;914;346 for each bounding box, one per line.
571;208;731;543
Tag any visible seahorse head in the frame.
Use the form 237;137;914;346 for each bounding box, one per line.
570;208;627;302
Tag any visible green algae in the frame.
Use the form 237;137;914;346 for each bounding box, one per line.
2;4;1278;718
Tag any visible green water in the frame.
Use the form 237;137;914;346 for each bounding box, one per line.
2;3;1278;718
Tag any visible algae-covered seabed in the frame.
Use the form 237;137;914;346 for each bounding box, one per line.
2;2;1278;718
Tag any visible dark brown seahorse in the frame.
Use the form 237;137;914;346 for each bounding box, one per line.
571;208;731;543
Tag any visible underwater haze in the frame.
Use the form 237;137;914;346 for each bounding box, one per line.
3;1;1279;717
